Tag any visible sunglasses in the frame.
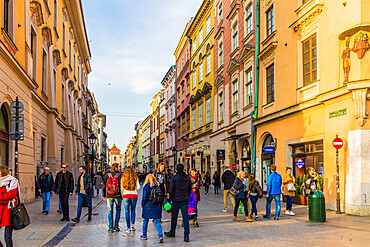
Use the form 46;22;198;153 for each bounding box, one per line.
62;167;67;169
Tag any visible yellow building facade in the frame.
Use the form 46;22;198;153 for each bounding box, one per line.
255;0;370;215
187;0;214;174
0;0;92;202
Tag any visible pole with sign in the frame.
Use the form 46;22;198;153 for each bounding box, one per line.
332;135;344;214
10;97;24;178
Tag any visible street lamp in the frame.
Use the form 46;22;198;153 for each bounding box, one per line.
89;133;97;176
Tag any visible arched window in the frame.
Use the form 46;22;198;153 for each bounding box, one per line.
0;104;9;166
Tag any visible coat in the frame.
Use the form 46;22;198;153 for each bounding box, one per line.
222;170;235;190
75;173;93;195
234;178;246;199
191;174;201;202
169;171;192;203
266;172;282;195
213;174;220;186
282;173;295;196
37;172;54;193
141;183;162;219
0;183;18;227
54;171;74;194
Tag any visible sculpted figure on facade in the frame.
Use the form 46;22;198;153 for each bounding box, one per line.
342;37;351;83
352;32;370;59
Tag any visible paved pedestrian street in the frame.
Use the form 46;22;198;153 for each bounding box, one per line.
3;189;369;247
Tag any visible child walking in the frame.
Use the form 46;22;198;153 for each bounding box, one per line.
141;174;163;243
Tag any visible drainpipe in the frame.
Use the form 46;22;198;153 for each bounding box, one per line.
252;0;260;173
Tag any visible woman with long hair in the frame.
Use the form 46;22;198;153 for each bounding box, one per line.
0;165;19;247
140;174;163;243
233;171;253;222
155;164;169;201
121;166;141;232
190;168;200;227
247;173;260;220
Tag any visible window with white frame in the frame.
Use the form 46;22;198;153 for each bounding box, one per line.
193;37;197;54
218;42;223;66
192;108;196;130
199;62;203;82
219;92;223;121
193;70;196;88
232;80;238;113
207;53;211;74
246;68;253;106
206;97;211;124
198;102;203;127
31;28;37;81
218;3;223;24
3;0;14;38
245;3;253;35
199;27;203;44
232;22;238;50
267;6;274;37
206;15;211;35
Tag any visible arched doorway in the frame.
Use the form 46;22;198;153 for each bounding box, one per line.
261;133;275;192
241;140;251;174
0;104;10;167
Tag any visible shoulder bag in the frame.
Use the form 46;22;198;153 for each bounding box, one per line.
11;189;31;230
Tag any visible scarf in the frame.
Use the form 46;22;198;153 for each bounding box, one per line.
0;175;20;209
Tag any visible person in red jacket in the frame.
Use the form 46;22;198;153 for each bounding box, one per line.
190;168;200;227
0;165;19;247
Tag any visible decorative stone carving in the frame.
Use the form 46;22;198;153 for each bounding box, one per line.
61;68;69;81
62;7;68;22
352;89;368;126
69;28;75;41
42;27;52;47
263;0;274;11
262;50;275;67
53;50;62;67
352;32;370;59
30;1;44;27
297;17;320;40
299;82;319;101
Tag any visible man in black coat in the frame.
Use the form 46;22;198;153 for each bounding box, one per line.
72;166;93;223
53;163;74;221
164;164;192;242
221;166;235;212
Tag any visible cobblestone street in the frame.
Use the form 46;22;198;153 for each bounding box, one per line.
4;189;369;247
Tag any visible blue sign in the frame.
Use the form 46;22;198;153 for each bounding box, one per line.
263;146;275;154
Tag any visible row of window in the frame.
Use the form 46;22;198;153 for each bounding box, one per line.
192;15;212;56
191;97;211;131
192;53;212;89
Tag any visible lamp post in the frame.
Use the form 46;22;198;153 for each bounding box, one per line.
89;133;97;178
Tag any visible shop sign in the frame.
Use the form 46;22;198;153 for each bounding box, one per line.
329;108;347;119
184;154;191;159
295;158;305;169
232;164;237;170
217;150;225;160
263;146;275;154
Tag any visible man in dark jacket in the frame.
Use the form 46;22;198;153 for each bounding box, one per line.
221;166;235;212
102;163;122;233
37;167;54;214
164;164;192;242
53;163;74;221
72;166;93;223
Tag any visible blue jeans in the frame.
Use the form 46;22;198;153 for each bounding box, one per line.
214;185;219;194
266;194;281;218
42;192;51;212
142;218;162;237
170;202;189;237
59;200;62;211
107;198;122;230
123;198;138;229
249;195;259;216
286;195;293;211
76;193;92;220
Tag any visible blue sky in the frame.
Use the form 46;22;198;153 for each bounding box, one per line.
82;0;202;152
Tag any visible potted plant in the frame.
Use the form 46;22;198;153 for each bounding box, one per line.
293;175;308;205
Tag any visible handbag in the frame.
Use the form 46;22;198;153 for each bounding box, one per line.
11;190;31;230
229;186;239;197
287;183;296;192
256;185;263;198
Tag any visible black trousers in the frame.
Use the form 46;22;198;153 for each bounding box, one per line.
234;197;248;217
0;225;13;247
59;192;70;219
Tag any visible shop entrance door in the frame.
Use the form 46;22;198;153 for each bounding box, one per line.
261;153;274;192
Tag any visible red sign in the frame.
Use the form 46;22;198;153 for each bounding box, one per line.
296;158;305;169
184;154;191;159
232;164;237;170
332;137;344;149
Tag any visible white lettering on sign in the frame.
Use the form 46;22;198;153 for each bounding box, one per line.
333;142;343;145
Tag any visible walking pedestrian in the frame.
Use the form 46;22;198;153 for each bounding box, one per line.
94;172;103;197
164;164;192;242
0;166;19;247
305;167;318;195
212;171;220;194
233;171;253;222
37;167;54;215
203;172;211;195
282;167;296;216
140;174;164;243
53;163;74;221
263;164;282;220
155;163;170;200
190;168;200;227
102;163;122;233
121;166;140;232
72;166;93;223
221;166;235;212
247;173;259;220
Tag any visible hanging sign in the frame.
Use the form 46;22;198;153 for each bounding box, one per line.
295;158;305;169
232;164;237;170
216;150;225;160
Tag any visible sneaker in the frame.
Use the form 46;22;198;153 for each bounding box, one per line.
108;229;114;234
158;236;164;243
263;215;270;219
140;235;148;240
222;209;227;212
289;211;295;216
57;210;62;214
184;236;190;242
125;229;131;233
130;225;136;231
285;211;290;215
60;218;66;221
255;216;259;221
45;211;49;215
164;232;175;238
71;218;80;223
42;211;46;214
113;227;120;232
274;217;280;220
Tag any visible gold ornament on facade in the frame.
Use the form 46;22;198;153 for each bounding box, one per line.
352;32;370;59
30;1;44;27
352;89;369;127
342;37;351;83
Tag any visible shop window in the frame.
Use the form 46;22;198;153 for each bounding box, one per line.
303;35;317;86
242;140;251;174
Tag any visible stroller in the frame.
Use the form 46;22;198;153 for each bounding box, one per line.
188;192;199;227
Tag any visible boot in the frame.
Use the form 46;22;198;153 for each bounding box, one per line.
245;216;253;222
233;216;240;222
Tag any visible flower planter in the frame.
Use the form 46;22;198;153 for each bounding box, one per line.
293;195;308;205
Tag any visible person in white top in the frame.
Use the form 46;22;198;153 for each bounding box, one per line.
121;166;141;232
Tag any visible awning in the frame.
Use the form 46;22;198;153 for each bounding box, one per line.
220;133;251;142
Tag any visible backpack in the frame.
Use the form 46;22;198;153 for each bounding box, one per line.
106;173;119;196
149;186;164;205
